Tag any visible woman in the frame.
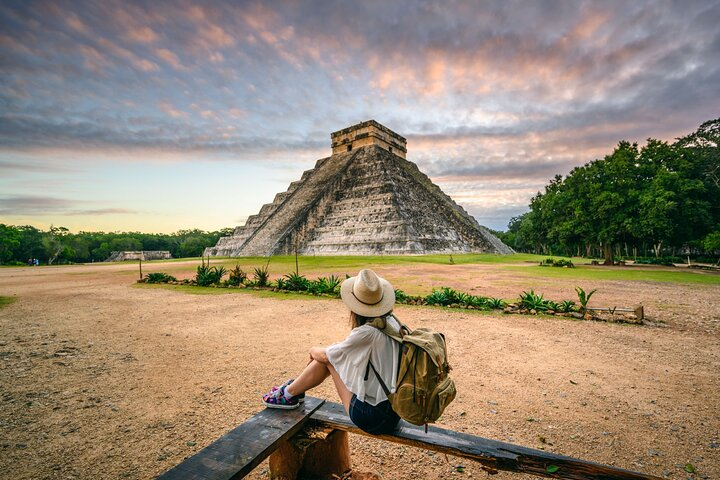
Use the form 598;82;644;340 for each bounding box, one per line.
262;269;402;435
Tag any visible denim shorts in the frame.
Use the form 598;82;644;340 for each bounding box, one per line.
349;394;400;435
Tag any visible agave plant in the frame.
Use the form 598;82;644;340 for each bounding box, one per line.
575;287;597;313
425;287;464;306
252;265;270;287
465;295;489;309
557;300;576;313
519;290;550;311
324;274;341;294
487;297;506;309
196;265;227;286
310;275;341;295
283;272;309;291
145;272;177;284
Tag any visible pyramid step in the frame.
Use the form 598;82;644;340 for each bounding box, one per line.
238;151;357;256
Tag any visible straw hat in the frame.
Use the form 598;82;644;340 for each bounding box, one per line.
340;269;395;317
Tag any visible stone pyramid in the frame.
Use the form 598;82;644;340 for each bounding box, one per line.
205;120;512;256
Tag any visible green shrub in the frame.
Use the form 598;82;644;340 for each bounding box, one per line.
540;258;574;268
632;256;680;266
145;272;177;284
227;264;247;286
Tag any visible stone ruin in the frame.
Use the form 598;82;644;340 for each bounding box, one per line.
205;120;513;256
105;251;172;262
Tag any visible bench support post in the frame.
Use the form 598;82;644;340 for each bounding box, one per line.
270;429;351;480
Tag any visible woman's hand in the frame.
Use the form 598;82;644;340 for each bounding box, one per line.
309;346;328;364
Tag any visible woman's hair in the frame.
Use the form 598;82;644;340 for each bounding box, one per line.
349;310;392;329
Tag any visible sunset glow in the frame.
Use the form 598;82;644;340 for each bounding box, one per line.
1;1;719;232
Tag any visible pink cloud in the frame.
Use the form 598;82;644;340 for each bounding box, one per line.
155;48;185;70
65;13;90;34
126;26;158;44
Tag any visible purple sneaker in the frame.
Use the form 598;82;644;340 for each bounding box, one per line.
263;385;300;409
269;379;305;402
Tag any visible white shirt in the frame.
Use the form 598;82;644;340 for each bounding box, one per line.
326;315;401;406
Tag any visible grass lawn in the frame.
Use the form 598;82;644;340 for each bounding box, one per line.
133;253;720;286
503;265;720;285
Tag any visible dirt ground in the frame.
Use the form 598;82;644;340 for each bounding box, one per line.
0;261;718;480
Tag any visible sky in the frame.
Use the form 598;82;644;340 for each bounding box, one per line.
1;1;719;233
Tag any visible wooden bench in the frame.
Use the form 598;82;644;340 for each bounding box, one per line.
157;397;662;480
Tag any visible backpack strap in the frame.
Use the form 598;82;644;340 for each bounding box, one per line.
367;314;411;343
367;360;392;397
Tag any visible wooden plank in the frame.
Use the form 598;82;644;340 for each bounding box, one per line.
310;400;662;480
157;398;324;480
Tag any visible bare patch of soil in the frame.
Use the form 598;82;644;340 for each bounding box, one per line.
0;262;718;479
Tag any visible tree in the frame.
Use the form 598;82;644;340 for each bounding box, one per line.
704;231;720;265
43;226;72;265
0;224;21;264
109;236;143;252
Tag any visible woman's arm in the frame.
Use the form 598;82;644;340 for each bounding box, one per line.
309;346;329;364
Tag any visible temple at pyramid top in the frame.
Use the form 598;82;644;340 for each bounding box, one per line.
331;120;407;159
205;121;513;257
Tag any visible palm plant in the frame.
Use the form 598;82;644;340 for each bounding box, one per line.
575;287;597;314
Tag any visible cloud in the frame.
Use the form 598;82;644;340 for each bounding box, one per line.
70;208;137;215
0;195;137;216
0;159;76;173
155;48;185;70
0;195;72;215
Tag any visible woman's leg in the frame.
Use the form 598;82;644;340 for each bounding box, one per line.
285;360;353;413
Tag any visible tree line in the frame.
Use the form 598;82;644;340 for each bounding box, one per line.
0;226;232;265
498;118;720;264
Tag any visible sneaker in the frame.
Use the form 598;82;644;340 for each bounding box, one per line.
272;379;305;403
263;385;300;409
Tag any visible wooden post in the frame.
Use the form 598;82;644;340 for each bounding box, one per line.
139;258;143;280
270;429;351;480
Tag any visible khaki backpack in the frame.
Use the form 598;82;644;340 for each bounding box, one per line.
366;317;456;430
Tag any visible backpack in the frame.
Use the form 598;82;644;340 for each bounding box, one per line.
366;317;456;431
